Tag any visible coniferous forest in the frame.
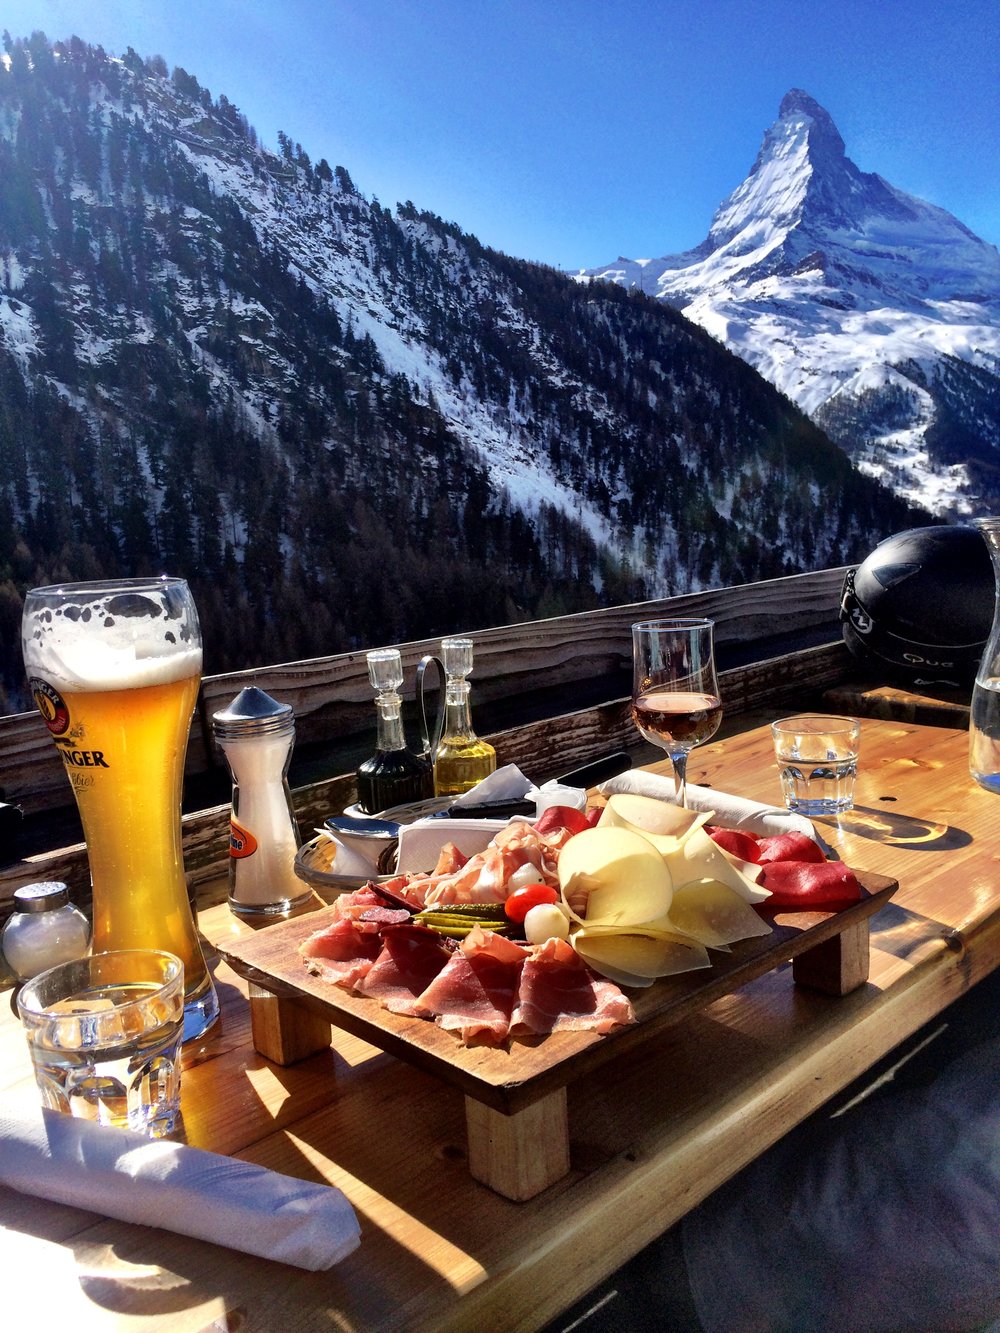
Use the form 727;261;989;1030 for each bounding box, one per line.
0;34;926;711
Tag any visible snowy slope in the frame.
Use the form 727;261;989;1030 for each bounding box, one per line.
578;90;1000;516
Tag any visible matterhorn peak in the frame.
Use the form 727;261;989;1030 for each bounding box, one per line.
775;89;846;160
578;87;1000;519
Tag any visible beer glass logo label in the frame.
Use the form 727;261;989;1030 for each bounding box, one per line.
29;677;70;736
229;818;258;859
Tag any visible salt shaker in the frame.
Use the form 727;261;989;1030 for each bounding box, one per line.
1;881;90;981
212;687;313;917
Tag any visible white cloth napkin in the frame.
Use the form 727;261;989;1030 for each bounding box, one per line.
450;763;587;816
0;1105;360;1270
598;770;819;841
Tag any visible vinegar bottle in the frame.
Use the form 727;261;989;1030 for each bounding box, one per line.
433;638;497;796
356;649;434;814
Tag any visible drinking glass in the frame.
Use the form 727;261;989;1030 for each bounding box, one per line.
17;949;185;1137
771;714;860;815
21;577;219;1041
631;619;723;807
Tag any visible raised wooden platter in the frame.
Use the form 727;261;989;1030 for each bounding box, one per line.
219;869;896;1200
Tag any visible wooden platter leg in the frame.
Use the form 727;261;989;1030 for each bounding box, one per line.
248;981;333;1065
792;918;870;996
465;1088;570;1202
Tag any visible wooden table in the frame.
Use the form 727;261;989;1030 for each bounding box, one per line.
3;718;999;1331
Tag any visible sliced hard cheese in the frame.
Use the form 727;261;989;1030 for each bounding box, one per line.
662;825;771;904
572;923;711;984
662;879;773;949
598;793;710;855
558;826;673;926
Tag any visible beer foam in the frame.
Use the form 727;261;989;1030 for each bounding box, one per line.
23;600;202;692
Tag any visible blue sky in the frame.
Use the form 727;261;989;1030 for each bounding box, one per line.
5;0;1000;267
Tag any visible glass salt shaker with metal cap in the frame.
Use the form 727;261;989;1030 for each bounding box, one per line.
1;881;91;981
212;687;313;917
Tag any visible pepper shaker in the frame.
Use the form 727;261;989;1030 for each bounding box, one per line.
212;687;313;917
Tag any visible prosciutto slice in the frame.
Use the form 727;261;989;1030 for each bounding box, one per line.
422;822;562;907
356;924;453;1015
510;937;635;1036
298;916;383;988
413;926;528;1045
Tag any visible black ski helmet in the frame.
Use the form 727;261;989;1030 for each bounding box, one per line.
840;524;996;687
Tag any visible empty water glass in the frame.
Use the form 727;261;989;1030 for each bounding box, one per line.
771;714;861;816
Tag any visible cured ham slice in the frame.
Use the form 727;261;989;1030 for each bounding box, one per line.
510;937;635;1036
422;821;561;907
356;924;452;1015
758;860;862;911
431;842;467;876
299;916;383;988
413;926;528;1045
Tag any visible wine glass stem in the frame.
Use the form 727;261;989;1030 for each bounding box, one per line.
672;751;689;808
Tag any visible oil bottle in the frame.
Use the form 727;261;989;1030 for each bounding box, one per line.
356;649;434;814
433;637;497;796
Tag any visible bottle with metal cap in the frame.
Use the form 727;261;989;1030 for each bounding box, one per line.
1;881;90;981
212;687;313;917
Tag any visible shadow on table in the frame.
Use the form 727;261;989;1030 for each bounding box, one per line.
819;804;972;851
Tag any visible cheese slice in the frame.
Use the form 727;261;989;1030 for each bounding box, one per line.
558;826;673;926
661;879;773;949
662;825;771;904
572;922;711;982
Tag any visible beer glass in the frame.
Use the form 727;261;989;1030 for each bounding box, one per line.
21;577;219;1040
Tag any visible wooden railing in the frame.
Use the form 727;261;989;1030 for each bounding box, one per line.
0;566;854;906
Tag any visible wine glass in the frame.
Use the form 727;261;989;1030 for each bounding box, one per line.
631;619;723;808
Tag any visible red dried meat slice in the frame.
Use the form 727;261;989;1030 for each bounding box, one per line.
755;832;826;865
758;860;862;911
510;937;635;1036
413;927;528;1045
706;826;761;862
356;924;452;1015
533;805;597;838
298;916;383;988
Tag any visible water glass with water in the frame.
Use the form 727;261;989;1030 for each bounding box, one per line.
771;714;860;816
16;949;185;1137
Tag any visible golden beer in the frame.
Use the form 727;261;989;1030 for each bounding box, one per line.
22;579;219;1040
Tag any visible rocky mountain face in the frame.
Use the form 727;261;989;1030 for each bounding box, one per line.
0;39;924;710
580;90;1000;517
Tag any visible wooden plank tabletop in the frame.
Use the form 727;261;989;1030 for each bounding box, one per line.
2;716;999;1332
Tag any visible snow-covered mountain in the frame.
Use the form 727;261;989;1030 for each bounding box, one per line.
579;90;1000;516
0;42;924;707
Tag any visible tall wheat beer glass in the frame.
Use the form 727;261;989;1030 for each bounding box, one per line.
21;577;219;1040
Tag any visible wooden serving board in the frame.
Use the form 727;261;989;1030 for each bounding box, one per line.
219;870;895;1199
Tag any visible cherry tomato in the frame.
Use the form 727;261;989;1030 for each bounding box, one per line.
504;883;559;922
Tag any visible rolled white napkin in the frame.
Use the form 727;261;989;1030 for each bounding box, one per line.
598;770;818;841
0;1105;360;1270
